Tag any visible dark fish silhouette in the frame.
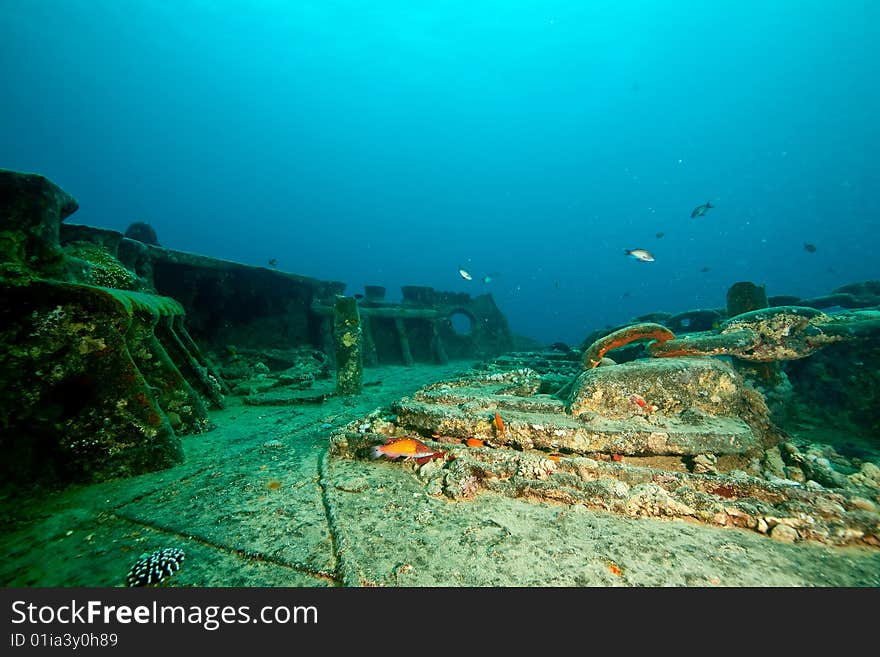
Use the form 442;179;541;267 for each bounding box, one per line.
700;266;710;273
548;342;572;353
268;258;278;267
690;201;714;218
655;231;665;239
803;243;817;253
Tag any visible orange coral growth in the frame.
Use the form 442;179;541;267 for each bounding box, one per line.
582;323;675;369
707;484;738;499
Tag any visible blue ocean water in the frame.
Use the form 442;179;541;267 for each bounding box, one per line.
2;1;877;345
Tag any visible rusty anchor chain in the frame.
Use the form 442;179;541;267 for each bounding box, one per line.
649;306;880;362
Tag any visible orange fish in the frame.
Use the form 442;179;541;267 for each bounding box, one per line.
465;438;484;448
493;412;506;437
547;454;562;462
372;438;438;461
629;394;658;414
608;563;622;576
629;394;647;408
611;453;623;462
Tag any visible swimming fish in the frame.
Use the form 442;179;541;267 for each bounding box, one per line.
267;258;278;267
465;438;484;448
371;437;438;461
624;248;655;262
493;411;506;437
690;201;714;218
458;267;473;281
655;231;665;239
803;243;817;253
700;266;711;273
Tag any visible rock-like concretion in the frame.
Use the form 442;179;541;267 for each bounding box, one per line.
0;169;79;275
0;171;224;484
331;356;880;548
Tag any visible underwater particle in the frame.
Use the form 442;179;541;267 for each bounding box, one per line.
803;242;817;253
125;547;185;586
690;200;714;218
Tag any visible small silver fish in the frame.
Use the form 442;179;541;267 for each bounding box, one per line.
458;267;473;281
690;201;714;218
624;248;654;262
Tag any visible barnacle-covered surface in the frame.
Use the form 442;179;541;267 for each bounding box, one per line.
359;358;777;461
330;356;880;551
0;280;220;483
0;170;225;485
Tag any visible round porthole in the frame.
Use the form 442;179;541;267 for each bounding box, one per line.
449;310;474;336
